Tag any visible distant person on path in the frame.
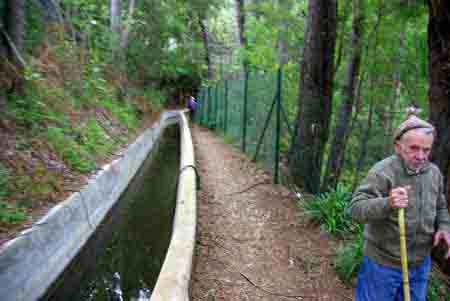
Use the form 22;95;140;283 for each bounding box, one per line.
187;95;198;117
350;111;450;301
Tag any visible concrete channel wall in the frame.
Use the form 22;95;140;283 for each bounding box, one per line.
0;111;197;301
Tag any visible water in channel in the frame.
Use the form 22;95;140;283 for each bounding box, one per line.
42;127;180;301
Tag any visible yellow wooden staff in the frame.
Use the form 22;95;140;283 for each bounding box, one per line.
398;207;410;301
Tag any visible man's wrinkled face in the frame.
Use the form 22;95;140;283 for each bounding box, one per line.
395;129;434;171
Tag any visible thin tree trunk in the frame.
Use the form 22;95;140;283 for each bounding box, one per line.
236;0;247;71
352;96;374;192
323;0;364;191
334;0;352;75
120;0;135;50
6;0;25;95
236;0;246;48
110;0;121;35
428;0;450;196
198;18;213;80
277;0;291;66
289;0;337;194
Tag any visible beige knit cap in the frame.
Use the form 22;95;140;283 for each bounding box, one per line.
393;115;434;142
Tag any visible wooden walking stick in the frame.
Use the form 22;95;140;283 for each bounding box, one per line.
398;208;411;301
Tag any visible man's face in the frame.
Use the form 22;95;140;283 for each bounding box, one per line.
395;129;434;171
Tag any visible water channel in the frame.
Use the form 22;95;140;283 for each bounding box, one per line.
42;126;180;300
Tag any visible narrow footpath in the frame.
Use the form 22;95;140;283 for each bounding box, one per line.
190;126;353;301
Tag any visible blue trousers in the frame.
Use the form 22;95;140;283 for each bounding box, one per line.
355;256;431;301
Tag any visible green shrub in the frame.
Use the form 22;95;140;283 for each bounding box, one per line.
300;184;355;236
100;98;139;131
427;269;450;301
0;201;27;225
47;127;96;173
82;119;114;156
334;227;364;286
142;88;166;111
0;164;9;201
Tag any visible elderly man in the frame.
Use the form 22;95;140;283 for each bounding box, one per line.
350;114;450;301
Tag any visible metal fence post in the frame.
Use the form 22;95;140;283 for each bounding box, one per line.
207;86;212;127
274;68;282;184
224;79;228;134
214;83;219;129
242;70;249;153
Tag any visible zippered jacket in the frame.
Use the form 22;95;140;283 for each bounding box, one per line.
350;154;450;268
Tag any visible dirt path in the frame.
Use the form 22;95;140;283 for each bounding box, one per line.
190;126;353;301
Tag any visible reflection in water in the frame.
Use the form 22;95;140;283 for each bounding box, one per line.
43;127;180;301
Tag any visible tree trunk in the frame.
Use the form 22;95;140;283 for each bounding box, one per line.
334;0;352;75
110;0;121;35
236;0;247;71
323;0;364;191
277;0;292;66
5;0;25;95
198;18;213;81
236;0;246;48
289;0;337;194
428;1;450;196
120;0;135;50
352;97;374;192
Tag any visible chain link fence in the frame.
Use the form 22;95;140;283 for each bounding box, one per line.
195;68;295;184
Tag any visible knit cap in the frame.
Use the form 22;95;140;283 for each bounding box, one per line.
393;115;434;142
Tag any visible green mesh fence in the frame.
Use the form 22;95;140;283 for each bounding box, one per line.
195;68;294;184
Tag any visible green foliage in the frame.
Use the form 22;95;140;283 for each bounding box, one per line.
334;227;364;286
427;270;450;301
0;164;10;201
8;94;46;128
0;165;27;225
81;119;114;155
0;202;27;225
140;88;166;111
300;184;355;236
47;127;96;173
100;99;139;131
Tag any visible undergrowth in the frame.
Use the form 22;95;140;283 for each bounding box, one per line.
1;38;164;230
0;164;27;226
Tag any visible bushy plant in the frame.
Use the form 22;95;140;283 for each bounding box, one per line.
300;184;355;235
427;268;450;301
47;127;96;173
82;119;114;156
0;165;27;225
100;98;139;131
0;202;27;225
0;164;9;201
334;226;364;286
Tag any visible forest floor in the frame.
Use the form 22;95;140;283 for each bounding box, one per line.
190;125;354;301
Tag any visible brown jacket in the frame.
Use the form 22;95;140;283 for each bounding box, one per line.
350;154;450;268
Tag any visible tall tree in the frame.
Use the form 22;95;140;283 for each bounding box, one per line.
323;0;364;190
110;0;121;37
289;0;337;194
428;1;450;195
198;17;213;80
0;0;26;108
236;0;248;70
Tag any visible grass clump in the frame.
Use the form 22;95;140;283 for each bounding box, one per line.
81;119;114;156
300;184;354;236
428;268;450;301
0;164;27;226
46;127;96;173
334;226;364;286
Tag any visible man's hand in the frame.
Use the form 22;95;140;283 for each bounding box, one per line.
433;230;450;258
389;186;410;209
